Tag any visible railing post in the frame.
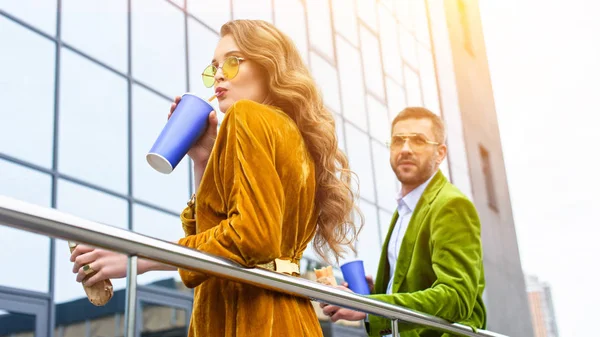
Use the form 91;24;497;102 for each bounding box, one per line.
124;256;138;337
392;319;399;337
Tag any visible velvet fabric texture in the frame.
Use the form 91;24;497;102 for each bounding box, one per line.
177;100;323;337
366;171;487;336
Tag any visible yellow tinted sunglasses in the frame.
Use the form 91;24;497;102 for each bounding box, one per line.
202;56;246;88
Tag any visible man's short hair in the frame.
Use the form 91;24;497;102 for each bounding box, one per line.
391;107;447;144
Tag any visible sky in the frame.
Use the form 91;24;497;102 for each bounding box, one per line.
479;1;600;336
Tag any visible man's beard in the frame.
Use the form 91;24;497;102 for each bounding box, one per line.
395;155;437;186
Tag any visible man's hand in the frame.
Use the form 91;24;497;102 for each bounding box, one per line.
366;275;375;293
319;283;367;322
321;304;367;322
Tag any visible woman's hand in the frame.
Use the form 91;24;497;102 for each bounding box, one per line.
169;95;219;167
71;245;128;287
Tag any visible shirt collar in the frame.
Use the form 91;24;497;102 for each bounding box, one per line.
396;173;436;212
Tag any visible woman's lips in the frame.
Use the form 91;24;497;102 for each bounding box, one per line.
215;89;227;99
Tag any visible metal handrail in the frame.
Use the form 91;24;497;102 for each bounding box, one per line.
0;195;508;337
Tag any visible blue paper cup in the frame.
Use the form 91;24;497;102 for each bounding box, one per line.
146;93;213;174
340;260;370;295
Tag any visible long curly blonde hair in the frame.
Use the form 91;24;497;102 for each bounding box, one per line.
221;20;363;263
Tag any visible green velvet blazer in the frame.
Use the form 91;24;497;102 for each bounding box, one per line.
366;171;487;337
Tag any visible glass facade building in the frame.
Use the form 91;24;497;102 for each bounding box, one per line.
0;1;532;336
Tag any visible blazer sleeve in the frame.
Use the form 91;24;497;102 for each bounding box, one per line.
367;196;484;332
177;101;285;288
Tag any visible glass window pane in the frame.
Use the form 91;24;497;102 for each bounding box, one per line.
57;180;129;229
399;27;418;68
133;205;185;290
350;199;380;277
140;302;188;334
0;17;55;168
310;51;341;114
58;48;128;194
345;123;375;202
132;84;191;212
54;179;129;304
414;0;431;48
172;0;185;7
336;36;367;128
378;4;403;81
331;0;358;46
306;0;334;58
56;315;123;337
367;95;389;143
189;165;196;198
395;0;415;32
0;0;57;36
0;311;37;337
187;18;221;111
444;104;473;201
371;141;398;213
232;0;272;22
62;0;127;73
188;0;231;32
132;0;186;98
386;77;406;121
378;208;394;248
440;157;451;180
274;0;308;63
448;166;473;201
379;0;394;11
359;25;385;97
300;241;319;263
334;113;345;151
418;45;441;114
356;0;378;31
404;65;422;106
0;159;51;293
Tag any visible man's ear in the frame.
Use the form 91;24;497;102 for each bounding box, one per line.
436;144;448;165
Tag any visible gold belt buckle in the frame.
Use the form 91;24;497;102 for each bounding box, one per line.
257;258;299;275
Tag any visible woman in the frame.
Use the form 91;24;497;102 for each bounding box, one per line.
71;19;361;337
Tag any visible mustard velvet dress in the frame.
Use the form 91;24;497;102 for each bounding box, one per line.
177;100;324;337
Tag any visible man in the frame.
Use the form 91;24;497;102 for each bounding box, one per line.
321;107;486;336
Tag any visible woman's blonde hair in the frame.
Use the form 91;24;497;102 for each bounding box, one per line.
221;20;363;263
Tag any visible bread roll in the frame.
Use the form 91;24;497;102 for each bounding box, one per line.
314;265;338;286
69;242;114;306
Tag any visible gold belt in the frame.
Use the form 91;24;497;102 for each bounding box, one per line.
257;258;300;275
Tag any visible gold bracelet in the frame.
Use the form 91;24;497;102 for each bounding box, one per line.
187;193;196;208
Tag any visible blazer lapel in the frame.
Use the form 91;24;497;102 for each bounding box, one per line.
374;210;399;294
391;171;447;292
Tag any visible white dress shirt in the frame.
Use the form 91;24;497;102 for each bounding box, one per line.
383;174;435;336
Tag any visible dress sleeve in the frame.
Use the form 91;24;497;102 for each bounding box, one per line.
177;100;285;288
